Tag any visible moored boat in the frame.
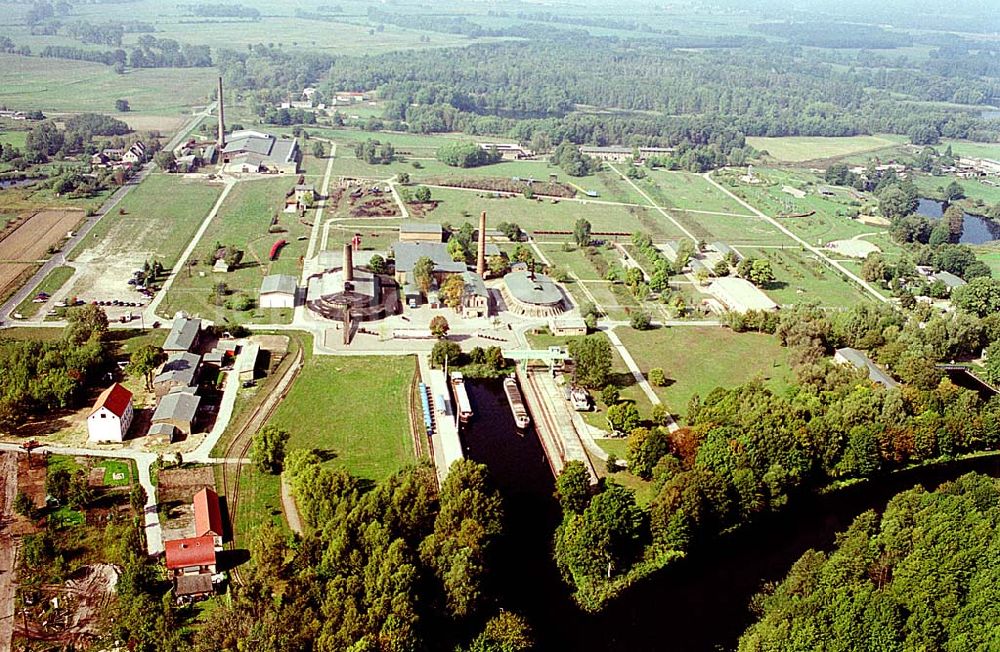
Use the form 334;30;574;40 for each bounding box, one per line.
503;376;531;429
450;372;473;423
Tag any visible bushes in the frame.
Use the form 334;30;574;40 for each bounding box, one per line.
436;141;502;167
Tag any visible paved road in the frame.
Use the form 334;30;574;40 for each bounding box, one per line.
0;103;216;324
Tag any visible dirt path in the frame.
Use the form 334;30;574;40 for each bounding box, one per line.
279;477;303;535
0;452;20;652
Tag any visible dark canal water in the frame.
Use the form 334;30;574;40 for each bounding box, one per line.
0;177;38;190
464;380;1000;652
916;198;1000;244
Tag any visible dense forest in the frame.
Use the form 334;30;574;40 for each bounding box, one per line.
739;472;1000;651
193;458;531;652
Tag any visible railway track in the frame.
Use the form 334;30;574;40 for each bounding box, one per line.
221;342;304;584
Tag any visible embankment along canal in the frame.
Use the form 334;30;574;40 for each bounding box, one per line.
463;379;1000;651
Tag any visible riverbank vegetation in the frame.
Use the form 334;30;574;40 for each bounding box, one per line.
739;472;1000;651
555;297;1000;611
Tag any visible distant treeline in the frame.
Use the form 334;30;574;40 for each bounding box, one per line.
28;34;210;68
180;3;260;19
751;21;914;49
322;39;1000;144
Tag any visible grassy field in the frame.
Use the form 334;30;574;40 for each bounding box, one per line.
0;54;217;115
615;325;794;420
973;245;1000;277
642;170;754;215
746;135;905;162
13;265;74;318
71;174;223;267
913;173;1000;208
938;140;1000;161
671;210;790;245
267;356;417;483
407;188;686;241
158;178;307;325
0;128;27;149
740;246;875;308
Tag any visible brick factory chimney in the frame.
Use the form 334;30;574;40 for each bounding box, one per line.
343;243;354;283
477;211;487;277
217;76;226;149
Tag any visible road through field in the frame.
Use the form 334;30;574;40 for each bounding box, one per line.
702;172;888;304
607;164;699;243
0;102;216;324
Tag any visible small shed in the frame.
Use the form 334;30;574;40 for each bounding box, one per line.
150;389;201;438
235;343;260;384
153;352;201;397
163;317;201;353
259;274;297;309
550;317;587;337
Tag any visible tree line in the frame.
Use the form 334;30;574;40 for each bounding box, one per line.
739;472;1000;651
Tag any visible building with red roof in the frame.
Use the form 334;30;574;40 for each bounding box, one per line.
164;536;217;577
193;487;224;547
87;383;134;442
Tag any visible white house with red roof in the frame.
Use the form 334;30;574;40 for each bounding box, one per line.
87;383;134;442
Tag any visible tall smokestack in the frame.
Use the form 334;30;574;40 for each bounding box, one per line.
217;76;226;149
343;243;354;283
477;211;487;277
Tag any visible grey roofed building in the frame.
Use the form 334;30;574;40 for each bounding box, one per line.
658;240;682;262
834;347;899;389
221;130;299;173
148;422;176;438
504;271;563;306
689;258;710;275
399;221;443;237
711;242;740;261
151;389;201;429
175;573;214;598
153;352;201;389
461;270;488;298
394;242;467;276
260;274;297;296
933;271;967;290
164;317;201;352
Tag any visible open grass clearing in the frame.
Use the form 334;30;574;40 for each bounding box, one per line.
157;177;307;325
0;53;216;115
746;135;904;162
70;174;223;267
973;245;1000;277
615;326;794;420
740;246;876;308
938;139;1000;161
267;356;417;484
410;188;686;241
671;209;790;245
913;173;1000;208
101;459;133;487
0;128;27;149
642;170;754;215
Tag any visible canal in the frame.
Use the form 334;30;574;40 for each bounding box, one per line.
464;380;1000;651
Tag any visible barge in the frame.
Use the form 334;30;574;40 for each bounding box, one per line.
503;376;531;429
450;372;473;424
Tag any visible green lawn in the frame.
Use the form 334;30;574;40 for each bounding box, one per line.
746;135;905;162
0;128;27;149
973;245;1000;277
267;356;417;483
13;265;74;318
740;246;875;308
938;139;1000;161
614;326;794;420
70;173;223;267
157;178;308;325
0;53;217;115
641;170;754;215
102;459;132;487
913;173;1000;209
234;467;285;537
671;210;790;245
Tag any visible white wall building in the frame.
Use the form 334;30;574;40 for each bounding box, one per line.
87;383;134;442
